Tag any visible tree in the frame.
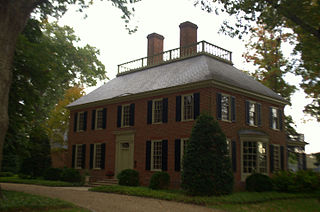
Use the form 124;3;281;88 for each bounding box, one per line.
46;86;85;148
195;0;320;120
181;113;234;196
0;0;138;180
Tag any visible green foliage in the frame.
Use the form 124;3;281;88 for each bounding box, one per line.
272;170;320;193
0;172;14;177
43;167;63;181
245;173;273;192
0;176;82;186
117;169;139;186
181;113;233;196
149;172;170;190
313;152;320;166
60;167;82;183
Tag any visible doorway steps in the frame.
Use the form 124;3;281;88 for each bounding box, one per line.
89;178;118;187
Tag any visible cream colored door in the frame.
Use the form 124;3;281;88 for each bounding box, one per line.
115;134;134;175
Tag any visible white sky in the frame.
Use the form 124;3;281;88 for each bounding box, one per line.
59;0;319;154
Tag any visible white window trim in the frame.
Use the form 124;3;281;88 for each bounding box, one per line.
151;140;162;171
93;143;102;169
180;138;189;168
240;136;269;181
152;98;163;124
95;108;104;130
271;107;280;130
75;144;83;169
226;138;232;158
248;100;258;127
273;144;281;172
77;112;85;132
121;104;131;128
221;93;232;122
181;93;194;121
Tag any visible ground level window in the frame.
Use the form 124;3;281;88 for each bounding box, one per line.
151;140;162;171
180;138;189;167
75;144;83;169
94;143;102;169
242;141;267;176
273;145;281;171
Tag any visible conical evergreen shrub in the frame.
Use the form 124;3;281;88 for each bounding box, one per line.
181;113;234;196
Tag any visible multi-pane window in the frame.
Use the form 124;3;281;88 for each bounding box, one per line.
242;141;267;176
273;145;281;171
75;144;83;169
151;140;162;171
153;99;163;123
94;143;102;169
182;94;194;121
226;138;231;157
78;112;85;131
180;138;189;167
96;109;104;129
249;102;257;126
221;94;231;121
122;105;130;127
271;108;279;129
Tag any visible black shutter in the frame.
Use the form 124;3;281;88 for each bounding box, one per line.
101;143;106;169
72;145;76;168
174;139;181;171
83;112;88;131
74;113;78;132
117;106;122;128
270;144;274;173
90;144;94;169
302;153;306;170
280;146;284;170
162;98;168;123
176;96;181;122
146;141;151;170
269;107;273;128
257;103;261;126
278;109;283;131
162;140;168;171
147;100;152;124
231;96;236;122
129;103;135;126
102;108;107;129
82;144;86;169
231;141;237;172
194;93;200;119
91;110;96;130
217;93;222;120
245;101;250;125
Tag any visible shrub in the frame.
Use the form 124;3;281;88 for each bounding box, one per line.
60;168;81;183
246;173;273;192
18;173;34;179
149;172;170;190
272;170;320;193
181;113;234;196
117;169;139;186
43;168;63;181
0;172;14;177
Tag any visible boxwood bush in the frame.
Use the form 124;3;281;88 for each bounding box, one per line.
149;172;170;190
246;173;273;192
117;169;139;186
43;168;63;181
60;167;82;183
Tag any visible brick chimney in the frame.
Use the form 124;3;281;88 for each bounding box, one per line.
147;33;164;65
179;21;198;57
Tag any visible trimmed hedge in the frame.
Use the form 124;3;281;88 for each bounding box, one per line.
60;167;82;183
149;172;170;190
117;169;139;186
0;172;14;177
43;168;63;181
246;173;273;192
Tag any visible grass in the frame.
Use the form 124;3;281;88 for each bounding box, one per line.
0;190;90;212
90;185;320;211
0;176;83;187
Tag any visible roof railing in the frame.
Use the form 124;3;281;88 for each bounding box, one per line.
117;40;232;75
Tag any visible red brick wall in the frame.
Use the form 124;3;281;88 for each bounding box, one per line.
68;86;286;189
51;150;68;168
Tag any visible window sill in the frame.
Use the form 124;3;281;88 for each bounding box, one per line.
181;118;194;122
221;119;232;123
152;122;163;125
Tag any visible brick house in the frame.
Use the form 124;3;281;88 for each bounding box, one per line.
67;21;288;189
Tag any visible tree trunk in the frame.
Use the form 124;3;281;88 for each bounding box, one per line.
0;0;39;198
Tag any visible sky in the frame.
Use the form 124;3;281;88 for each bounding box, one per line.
59;0;319;154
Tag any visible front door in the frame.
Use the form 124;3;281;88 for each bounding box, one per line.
115;134;134;175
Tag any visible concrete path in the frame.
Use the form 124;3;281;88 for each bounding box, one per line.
1;183;220;212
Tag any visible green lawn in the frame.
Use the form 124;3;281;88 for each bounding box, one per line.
90;185;320;211
0;176;83;187
0;190;90;212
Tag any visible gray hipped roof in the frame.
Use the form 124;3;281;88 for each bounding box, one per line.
68;55;286;108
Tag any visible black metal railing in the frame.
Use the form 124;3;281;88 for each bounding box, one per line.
117;41;232;75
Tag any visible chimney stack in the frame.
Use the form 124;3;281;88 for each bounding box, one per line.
147;33;164;65
179;21;198;56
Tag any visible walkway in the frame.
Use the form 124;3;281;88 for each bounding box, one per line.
1;183;220;212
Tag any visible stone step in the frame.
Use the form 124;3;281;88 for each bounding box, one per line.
89;179;118;187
